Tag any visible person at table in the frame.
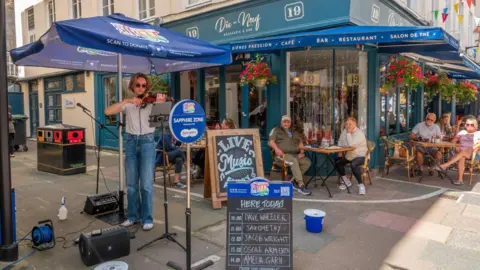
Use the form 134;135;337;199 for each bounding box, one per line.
336;117;368;195
439;112;455;137
191;118;236;179
435;116;480;185
155;130;187;189
409;113;443;175
269;115;312;196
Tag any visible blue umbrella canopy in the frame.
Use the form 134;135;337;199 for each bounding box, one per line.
10;14;232;74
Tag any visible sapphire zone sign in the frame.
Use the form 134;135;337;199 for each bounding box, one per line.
169;99;206;144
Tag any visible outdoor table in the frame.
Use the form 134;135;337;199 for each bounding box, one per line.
410;140;460;184
299;145;355;198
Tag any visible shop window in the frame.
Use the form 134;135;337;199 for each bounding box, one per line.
379;55;416;137
289;50;333;143
225;65;242;128
104;76;117;125
335;50;368;139
205;67;220;128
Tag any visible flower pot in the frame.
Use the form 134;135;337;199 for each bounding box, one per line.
255;78;267;88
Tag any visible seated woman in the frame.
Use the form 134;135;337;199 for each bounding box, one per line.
156;131;186;189
439;112;455;138
436;116;480;185
192;118;236;178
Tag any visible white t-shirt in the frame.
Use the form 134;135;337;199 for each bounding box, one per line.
121;103;155;135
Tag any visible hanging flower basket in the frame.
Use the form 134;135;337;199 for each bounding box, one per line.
455;81;478;104
381;56;424;91
424;71;455;102
239;54;277;88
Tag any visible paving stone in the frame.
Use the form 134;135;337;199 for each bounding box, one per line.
459;193;480;207
382;236;437;270
407;220;453;243
421;240;480;270
461;204;480;220
442;214;480;234
446;229;480;252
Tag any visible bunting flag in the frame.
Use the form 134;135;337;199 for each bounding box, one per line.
434;10;439;20
442;8;449;23
454;2;460;13
474;48;477;56
458;14;465;24
467;0;472;8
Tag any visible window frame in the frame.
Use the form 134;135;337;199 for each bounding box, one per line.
102;0;114;16
138;0;155;21
47;0;56;26
64;72;86;93
27;7;35;30
185;0;213;9
72;0;82;19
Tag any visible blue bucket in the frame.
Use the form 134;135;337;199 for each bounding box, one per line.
304;209;326;233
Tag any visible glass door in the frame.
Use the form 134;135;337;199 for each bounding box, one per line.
29;82;39;137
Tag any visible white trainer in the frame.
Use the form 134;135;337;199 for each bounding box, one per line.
358;184;366;195
339;178;352;190
120;220;136;227
143;223;154;231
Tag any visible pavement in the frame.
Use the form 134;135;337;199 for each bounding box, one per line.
1;140;480;269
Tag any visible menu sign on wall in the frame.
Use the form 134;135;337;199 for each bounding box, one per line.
226;178;293;270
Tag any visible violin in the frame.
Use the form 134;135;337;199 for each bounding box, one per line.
138;92;173;108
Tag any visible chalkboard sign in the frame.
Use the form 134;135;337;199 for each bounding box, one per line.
226;178;293;270
207;129;264;203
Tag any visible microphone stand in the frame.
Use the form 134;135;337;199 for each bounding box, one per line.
79;107;125;224
137;114;186;251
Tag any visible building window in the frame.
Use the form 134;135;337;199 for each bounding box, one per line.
47;0;56;26
29;34;36;43
186;0;212;8
289;49;368;143
27;7;35;30
64;73;85;92
45;77;63;124
102;0;114;16
205;67;220;128
139;0;155;20
72;0;82;19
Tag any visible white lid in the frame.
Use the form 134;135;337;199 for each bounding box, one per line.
304;209;326;217
94;261;128;270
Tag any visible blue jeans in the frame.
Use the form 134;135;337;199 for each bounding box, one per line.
125;133;155;224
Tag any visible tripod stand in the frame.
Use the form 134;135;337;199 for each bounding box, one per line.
79;107;126;225
137;110;185;252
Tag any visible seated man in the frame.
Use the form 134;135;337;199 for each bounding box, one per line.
409;113;443;175
336;117;368;195
156;131;186;189
269;115;312;195
436;116;480;185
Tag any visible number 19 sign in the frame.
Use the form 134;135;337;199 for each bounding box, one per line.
169;99;206;144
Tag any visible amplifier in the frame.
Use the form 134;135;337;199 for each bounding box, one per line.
78;226;130;266
83;192;118;215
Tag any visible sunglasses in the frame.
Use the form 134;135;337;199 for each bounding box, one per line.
426;118;434;122
465;123;475;127
135;84;147;88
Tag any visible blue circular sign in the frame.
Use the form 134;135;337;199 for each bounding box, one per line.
169;99;206;144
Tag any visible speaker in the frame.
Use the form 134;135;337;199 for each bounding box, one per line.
78;226;130;267
83;192;118;215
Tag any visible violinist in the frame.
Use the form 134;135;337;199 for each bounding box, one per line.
104;72;165;231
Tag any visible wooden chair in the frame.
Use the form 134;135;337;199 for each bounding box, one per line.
348;140;376;185
155;149;175;187
466;144;480;185
381;137;416;182
271;150;288;181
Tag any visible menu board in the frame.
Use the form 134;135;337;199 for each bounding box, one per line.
226;178;293;270
206;129;264;200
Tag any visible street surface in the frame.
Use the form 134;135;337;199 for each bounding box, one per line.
2;140;480;270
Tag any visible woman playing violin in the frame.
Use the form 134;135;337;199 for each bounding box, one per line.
104;72;165;231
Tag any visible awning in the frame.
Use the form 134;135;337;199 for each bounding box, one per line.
229;25;459;53
426;62;480;80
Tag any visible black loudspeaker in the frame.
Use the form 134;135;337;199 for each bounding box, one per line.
83;192;118;215
78;226;130;266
